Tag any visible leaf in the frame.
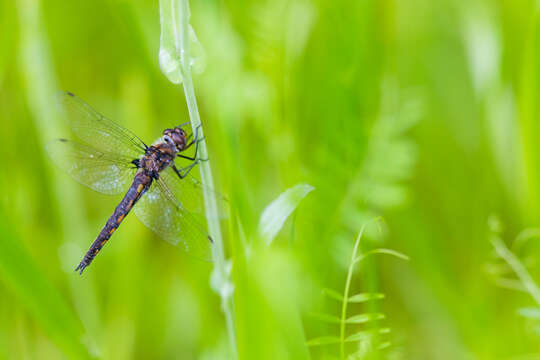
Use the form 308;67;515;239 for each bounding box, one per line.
306;336;341;346
345;328;390;342
355;248;410;264
258;183;314;245
322;288;344;301
518;307;540;319
348;293;385;303
0;212;91;359
158;0;206;84
307;312;341;324
346;313;386;324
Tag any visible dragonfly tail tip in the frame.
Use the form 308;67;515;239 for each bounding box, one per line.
74;262;86;275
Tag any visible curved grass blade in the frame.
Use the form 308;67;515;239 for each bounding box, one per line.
355;248;410;264
258;183;314;245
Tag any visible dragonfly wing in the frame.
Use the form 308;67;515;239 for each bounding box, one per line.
46;138;136;195
56;91;147;159
159;166;227;218
133;177;212;261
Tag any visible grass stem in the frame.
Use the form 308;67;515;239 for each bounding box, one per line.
340;227;365;359
176;0;237;357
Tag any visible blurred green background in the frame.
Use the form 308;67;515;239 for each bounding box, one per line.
1;0;539;359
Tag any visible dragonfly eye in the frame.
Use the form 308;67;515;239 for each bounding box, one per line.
163;135;173;145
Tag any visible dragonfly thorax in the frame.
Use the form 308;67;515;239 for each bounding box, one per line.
139;143;177;177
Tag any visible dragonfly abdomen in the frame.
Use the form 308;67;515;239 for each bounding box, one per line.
75;172;152;274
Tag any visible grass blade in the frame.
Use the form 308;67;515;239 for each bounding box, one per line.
355;248;410;264
0;214;90;359
159;0;236;357
258;183;314;245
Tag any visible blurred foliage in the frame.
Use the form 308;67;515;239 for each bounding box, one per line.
2;0;540;359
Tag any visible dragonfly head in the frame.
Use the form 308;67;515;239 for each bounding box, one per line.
162;127;188;151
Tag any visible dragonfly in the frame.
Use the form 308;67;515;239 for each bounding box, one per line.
47;91;215;274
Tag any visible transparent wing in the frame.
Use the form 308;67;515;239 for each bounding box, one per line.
56;91;147;159
158;166;227;217
46;138;136;195
133;177;213;261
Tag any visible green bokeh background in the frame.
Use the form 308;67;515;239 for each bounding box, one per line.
1;0;538;359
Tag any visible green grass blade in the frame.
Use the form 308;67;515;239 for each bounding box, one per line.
355;248;410;264
258;183;314;245
0;215;91;359
160;0;236;357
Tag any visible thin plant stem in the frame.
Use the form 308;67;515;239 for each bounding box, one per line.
176;0;237;357
340;226;365;359
492;236;540;306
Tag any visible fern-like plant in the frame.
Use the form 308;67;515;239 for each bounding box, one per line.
339;79;422;238
487;216;540;338
307;224;409;359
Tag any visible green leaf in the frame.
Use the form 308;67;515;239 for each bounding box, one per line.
355;248;410;264
348;293;385;303
345;328;390;342
346;313;386;324
158;0;206;84
0;212;91;359
307;312;341;324
258;183;314;245
518;307;540;319
306;336;341;346
322;288;344;301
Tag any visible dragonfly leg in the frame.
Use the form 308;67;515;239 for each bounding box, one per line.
179;125;205;161
184;125;200;149
172;161;200;179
